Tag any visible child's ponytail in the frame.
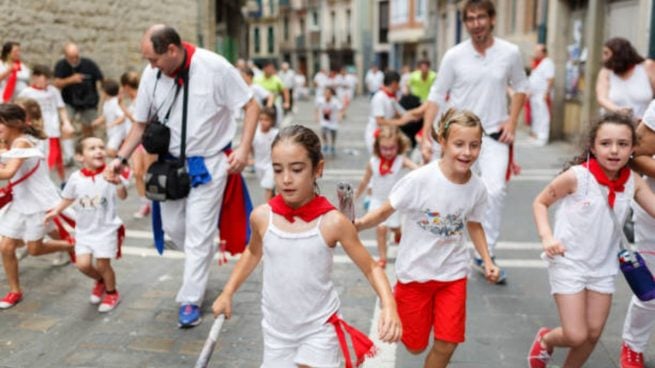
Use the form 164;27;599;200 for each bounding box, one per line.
14;98;47;140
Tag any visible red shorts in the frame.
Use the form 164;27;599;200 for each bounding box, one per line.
394;278;467;350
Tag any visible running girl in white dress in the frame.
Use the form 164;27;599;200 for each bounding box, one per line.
212;125;401;368
356;108;500;368
529;113;655;368
0;103;74;309
355;126;417;268
252;107;279;202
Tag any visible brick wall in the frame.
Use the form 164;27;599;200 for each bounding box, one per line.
0;0;206;80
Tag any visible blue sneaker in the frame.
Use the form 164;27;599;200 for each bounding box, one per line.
178;304;202;328
472;257;507;284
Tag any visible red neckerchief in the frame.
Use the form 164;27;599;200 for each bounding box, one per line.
30;84;47;91
582;157;630;208
381;87;396;100
165;42;196;85
531;57;542;70
2;60;21;102
80;164;106;182
268;194;335;223
379;156;396;176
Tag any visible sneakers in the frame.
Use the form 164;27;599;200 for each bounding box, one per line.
90;281;106;304
0;291;23;309
133;202;151;219
472;256;507;284
52;251;70;267
178;304;202;328
621;342;644;368
98;291;121;312
528;327;553;368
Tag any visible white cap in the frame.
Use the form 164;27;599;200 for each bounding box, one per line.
642;100;655;131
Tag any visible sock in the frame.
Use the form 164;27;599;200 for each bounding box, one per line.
62;138;74;162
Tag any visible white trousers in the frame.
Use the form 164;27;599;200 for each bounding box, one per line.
622;206;655;352
530;94;550;144
161;153;229;306
474;136;509;255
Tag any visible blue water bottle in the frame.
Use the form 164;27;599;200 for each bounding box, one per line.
619;249;655;301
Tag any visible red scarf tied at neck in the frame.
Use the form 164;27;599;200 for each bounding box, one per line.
268;194;335;223
582;157;630;208
379;156;396;176
381;87;396;100
2;60;21;102
80;164;106;182
165;42;196;86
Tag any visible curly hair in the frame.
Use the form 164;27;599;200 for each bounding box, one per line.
603;37;645;75
373;126;411;158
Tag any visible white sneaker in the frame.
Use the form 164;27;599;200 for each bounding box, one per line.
52;252;70;267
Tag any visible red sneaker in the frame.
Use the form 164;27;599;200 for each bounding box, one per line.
528;327;553;368
621;342;644;368
0;291;23;309
98;291;121;312
90;281;105;304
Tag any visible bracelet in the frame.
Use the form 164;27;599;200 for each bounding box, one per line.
116;155;129;166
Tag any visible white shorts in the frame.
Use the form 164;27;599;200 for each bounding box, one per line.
256;166;275;190
548;262;616;295
369;197;400;228
0;206;53;241
261;321;340;368
106;127;126;151
75;235;118;259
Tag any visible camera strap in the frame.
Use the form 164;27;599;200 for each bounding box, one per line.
180;68;189;162
163;82;182;126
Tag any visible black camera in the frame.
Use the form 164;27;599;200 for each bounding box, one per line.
142;115;171;156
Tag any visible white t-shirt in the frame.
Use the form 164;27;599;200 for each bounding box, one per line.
370;156;405;201
278;69;296;89
18;85;65;137
134;47;252;158
316;96;342;130
102;97;125;139
252;127;279;172
642;100;655;131
62;171;125;246
314;72;327;98
529;57;555;95
389;161;488;282
427;38;528;133
0;62;30;101
365;70;384;93
366;90;404;151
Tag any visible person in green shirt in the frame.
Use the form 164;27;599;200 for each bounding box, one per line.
254;61;290;113
408;59;436;102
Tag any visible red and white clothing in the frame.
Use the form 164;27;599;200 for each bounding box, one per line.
528;57;555;145
0;136;60;241
133;45;252;306
546;165;634;294
427;37;528;253
365;69;384;94
253;127;278;190
368;156;405;228
61;170;126;258
18;85;65;138
316;96;342;131
623;173;655;353
261;209;341;367
366;90;404;154
606;63;653;119
0;61;30;102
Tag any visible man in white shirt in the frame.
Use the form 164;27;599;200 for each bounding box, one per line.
366;71;413;153
420;0;528;283
278;62;296;113
365;64;384;97
528;44;555;146
108;25;259;328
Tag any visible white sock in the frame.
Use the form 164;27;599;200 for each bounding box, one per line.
62;138;75;162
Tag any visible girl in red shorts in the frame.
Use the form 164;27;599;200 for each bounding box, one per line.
356;108;500;367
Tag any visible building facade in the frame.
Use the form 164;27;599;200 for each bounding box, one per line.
387;0;438;70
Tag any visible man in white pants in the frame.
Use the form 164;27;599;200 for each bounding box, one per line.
420;0;528;284
108;25;259;327
528;44;555;146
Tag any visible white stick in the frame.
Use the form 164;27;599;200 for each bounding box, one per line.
194;315;225;368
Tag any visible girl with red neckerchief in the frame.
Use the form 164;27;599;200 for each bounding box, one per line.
354;126;417;268
45;137;127;313
529;113;655;368
212;125;401;368
0;42;30;103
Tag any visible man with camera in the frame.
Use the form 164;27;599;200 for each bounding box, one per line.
108;25;259;328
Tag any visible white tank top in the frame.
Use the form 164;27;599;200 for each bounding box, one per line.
370;156;404;201
550;165;634;277
1;136;60;214
261;209;340;338
608;64;653;118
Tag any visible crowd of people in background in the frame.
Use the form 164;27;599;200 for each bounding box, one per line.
3;0;655;367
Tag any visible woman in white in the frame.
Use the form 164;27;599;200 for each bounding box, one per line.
0;42;30;103
596;37;655;120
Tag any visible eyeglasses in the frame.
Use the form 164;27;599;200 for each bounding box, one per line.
464;14;489;24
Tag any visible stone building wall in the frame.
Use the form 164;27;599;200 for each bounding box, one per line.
0;0;210;80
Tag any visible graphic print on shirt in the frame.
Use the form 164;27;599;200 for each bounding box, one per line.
78;195;108;210
417;208;465;238
322;106;332;121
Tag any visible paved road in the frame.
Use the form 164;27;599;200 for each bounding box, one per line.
0;96;652;367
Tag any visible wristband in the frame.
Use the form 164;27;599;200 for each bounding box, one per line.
116;156;129;166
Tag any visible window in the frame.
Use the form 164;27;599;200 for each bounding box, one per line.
268;26;275;54
284;17;289;40
331;11;336;45
379;1;389;43
254;27;260;54
415;0;427;22
346;9;352;45
390;0;408;25
312;11;319;26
